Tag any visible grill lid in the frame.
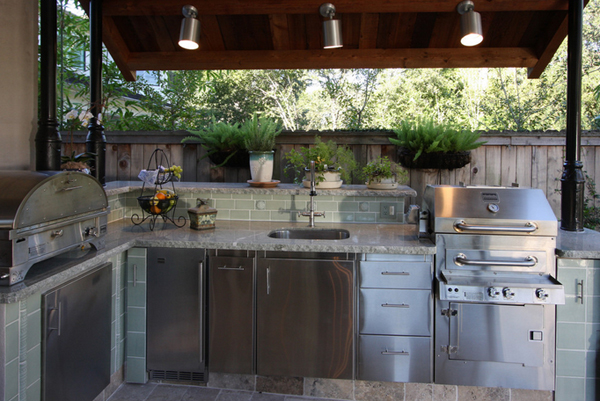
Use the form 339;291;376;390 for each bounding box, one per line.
422;185;558;237
0;171;108;230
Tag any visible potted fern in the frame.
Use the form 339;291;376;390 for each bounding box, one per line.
241;114;282;183
285;136;357;188
182;118;248;167
390;118;486;170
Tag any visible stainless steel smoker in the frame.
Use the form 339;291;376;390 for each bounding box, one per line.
0;170;108;285
421;184;564;391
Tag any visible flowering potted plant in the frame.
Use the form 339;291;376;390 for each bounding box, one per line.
61;109;96;172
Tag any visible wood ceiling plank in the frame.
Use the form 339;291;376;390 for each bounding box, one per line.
102;17;136;81
411;12;438;48
98;0;570;17
217;15;273;51
428;12;460;48
359;13;379;49
286;14;308;50
199;15;226;51
269;14;290;50
126;48;539;71
528;11;569;78
341;14;362;49
147;16;178;52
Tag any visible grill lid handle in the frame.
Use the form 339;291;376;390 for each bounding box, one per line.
454;220;538;233
454;253;538;267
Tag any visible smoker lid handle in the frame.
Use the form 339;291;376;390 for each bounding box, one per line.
454;220;538;233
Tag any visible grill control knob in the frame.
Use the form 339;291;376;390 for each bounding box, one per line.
488;287;501;298
536;288;549;300
502;287;515;299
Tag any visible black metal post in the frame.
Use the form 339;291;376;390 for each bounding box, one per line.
86;0;107;184
35;0;62;171
560;0;585;231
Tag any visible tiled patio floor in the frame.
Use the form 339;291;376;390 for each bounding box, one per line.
106;383;350;401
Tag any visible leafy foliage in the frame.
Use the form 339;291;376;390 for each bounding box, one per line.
362;157;407;184
241;114;282;151
390;118;486;161
584;175;600;231
182;118;245;166
285;137;357;183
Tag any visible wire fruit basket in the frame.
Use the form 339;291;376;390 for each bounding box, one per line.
131;148;186;230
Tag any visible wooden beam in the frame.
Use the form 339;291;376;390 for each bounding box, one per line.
99;0;571;17
528;0;589;78
102;17;136;81
126;48;539;71
359;13;379;49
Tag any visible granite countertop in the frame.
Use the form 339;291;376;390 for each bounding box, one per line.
556;228;600;259
103;181;418;198
0;219;433;303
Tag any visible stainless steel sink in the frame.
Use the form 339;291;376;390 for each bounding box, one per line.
267;228;350;240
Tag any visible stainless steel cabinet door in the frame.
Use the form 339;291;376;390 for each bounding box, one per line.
43;263;112;401
360;261;432;289
147;248;205;373
208;255;254;374
257;258;354;379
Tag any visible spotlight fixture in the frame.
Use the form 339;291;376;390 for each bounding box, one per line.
179;5;200;50
457;0;483;47
319;3;343;49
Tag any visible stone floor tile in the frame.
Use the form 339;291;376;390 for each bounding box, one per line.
208;373;255;391
255;376;303;396
216;389;254;401
304;378;353;400
250;393;287;401
457;385;509;401
181;386;221;401
107;383;158;401
354;380;405;401
146;384;189;401
432;384;456;401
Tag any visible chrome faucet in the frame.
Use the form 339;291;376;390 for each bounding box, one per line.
298;160;325;227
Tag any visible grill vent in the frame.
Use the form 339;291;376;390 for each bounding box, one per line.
149;370;205;382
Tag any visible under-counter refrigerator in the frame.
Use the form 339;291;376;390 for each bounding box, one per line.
146;248;206;381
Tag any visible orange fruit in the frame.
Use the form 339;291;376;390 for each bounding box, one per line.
156;192;167;200
150;205;161;214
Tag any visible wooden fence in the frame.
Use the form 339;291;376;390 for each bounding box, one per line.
65;130;600;218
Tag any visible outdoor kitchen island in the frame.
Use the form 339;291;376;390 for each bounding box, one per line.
0;182;597;401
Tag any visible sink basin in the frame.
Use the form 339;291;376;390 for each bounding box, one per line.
267;228;350;240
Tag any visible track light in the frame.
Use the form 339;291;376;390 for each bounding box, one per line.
179;5;200;50
320;3;343;49
457;0;483;47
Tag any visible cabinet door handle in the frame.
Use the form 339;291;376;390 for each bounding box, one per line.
576;279;584;304
266;267;271;295
199;261;204;364
381;303;409;308
48;301;62;336
218;265;245;271
381;271;409;276
133;264;137;287
382;349;409;356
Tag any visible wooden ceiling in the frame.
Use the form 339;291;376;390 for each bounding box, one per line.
77;0;585;82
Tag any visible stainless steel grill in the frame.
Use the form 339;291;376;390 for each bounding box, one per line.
0;171;108;285
421;184;564;391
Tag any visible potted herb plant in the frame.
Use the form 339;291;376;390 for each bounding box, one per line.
390;117;486;170
241;114;282;183
285;136;357;188
362;156;407;189
182;118;247;167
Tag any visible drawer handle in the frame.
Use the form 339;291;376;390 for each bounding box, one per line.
381;271;409;276
382;349;409;356
381;303;409;308
218;265;245;271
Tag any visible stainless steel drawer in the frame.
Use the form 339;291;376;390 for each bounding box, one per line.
358;335;432;383
359;289;431;336
359;261;432;289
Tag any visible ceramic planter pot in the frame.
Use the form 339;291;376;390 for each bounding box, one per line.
397;148;471;170
249;150;274;183
303;171;342;188
366;177;398;190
